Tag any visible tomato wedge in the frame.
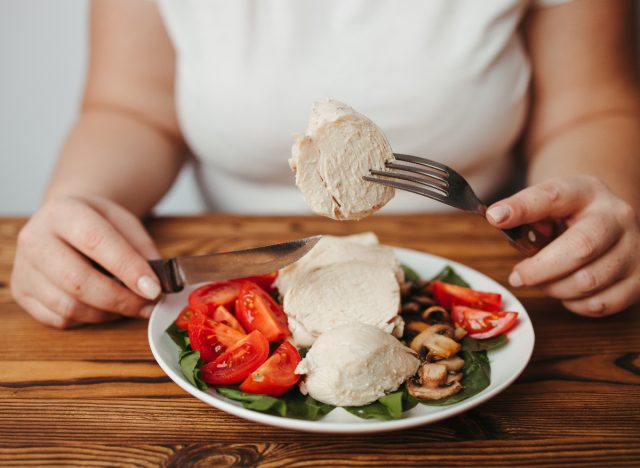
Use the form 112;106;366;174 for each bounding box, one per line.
175;307;199;330
187;314;246;362
188;281;243;316
452;305;518;339
239;341;302;396
235;281;290;342
211;305;245;333
200;330;269;385
432;281;502;312
241;272;278;291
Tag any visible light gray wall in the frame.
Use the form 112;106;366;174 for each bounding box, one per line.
0;0;201;215
0;1;639;216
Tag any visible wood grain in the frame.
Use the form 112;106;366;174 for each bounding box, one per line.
1;214;639;467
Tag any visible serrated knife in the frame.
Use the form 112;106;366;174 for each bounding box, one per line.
146;235;321;293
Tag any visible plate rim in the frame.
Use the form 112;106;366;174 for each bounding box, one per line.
148;245;535;434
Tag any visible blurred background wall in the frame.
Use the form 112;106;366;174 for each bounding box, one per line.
0;0;639;215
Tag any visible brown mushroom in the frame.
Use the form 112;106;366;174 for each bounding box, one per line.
434;355;465;372
453;325;467;341
409;325;461;360
406;362;463;400
421;306;449;323
406;321;429;334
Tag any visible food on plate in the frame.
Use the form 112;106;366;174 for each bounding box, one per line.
290;99;395;220
164;236;520;421
296;322;420;406
275;233;404;347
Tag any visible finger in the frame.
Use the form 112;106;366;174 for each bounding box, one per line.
83;196;161;260
562;273;640;318
541;238;631;300
486;176;597;228
16;295;80;329
21;264;124;324
508;214;622;287
24;235;151;318
50;199;161;300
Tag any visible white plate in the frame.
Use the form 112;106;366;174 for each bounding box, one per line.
148;246;535;434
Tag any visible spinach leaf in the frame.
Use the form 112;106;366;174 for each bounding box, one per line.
401;264;422;283
344;386;417;421
462;335;507;352
179;349;208;391
166;322;189;350
216;387;334;420
430;265;470;287
419;349;491;406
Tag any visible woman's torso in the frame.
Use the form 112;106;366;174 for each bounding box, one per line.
157;0;550;213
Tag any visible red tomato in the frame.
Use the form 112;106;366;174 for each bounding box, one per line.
175;307;199;330
239;341;302;396
235;281;290;342
188;281;243;316
187;314;246;362
241;272;279;291
452;305;518;339
431;281;502;312
200;330;270;385
211;305;245;334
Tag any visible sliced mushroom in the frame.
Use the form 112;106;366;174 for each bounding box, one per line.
406;321;428;334
409;325;461;359
421;306;449;323
446;373;463;384
433;355;465;372
453;325;467;341
406;362;464;400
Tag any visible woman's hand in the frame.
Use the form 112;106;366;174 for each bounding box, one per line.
11;195;162;328
486;175;640;317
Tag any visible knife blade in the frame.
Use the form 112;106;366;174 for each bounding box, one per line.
148;235;321;293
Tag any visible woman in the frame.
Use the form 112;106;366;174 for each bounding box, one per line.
11;0;640;328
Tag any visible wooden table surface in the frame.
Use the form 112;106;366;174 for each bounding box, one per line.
0;214;638;467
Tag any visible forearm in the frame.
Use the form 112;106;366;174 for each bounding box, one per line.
526;112;640;209
45;106;187;217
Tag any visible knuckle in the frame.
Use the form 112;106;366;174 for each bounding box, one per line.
568;230;598;260
575;268;598;294
109;292;136;316
61;269;85;294
538;181;561;202
78;225;106;252
16;225;35;251
617;202;638;228
56;297;80;320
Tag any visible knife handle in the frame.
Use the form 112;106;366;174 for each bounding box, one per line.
148;258;184;293
91;258;182;294
500;219;564;257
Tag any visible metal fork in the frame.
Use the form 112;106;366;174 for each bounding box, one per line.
364;153;557;256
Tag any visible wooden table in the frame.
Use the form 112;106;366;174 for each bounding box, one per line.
1;214;638;467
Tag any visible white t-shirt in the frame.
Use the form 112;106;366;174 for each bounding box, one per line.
156;0;573;213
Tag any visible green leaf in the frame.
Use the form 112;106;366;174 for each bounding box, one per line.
419;349;491;406
216;387;334;420
462;335;508;352
166;322;189;351
344;386;416;421
401;264;422;283
179;349;208;391
430;265;470;287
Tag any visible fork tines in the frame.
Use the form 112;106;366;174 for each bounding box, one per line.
363;153;451;202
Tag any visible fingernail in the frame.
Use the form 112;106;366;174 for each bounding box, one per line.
138;275;161;300
509;271;523;288
487;205;511;224
140;303;154;319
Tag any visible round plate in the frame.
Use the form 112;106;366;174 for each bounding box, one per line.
148;246;535;434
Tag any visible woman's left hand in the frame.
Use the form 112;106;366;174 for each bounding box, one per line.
486;175;640;317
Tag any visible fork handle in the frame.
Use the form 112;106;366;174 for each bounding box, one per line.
500;220;563;257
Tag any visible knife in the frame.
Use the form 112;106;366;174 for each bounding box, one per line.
147;235;321;293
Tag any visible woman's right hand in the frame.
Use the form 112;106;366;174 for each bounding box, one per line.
11;195;163;329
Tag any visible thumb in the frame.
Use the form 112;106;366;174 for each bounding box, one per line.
486;178;590;229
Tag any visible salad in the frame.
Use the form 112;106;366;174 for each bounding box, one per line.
165;264;518;421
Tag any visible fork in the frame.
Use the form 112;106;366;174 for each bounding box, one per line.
364;153;558;256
